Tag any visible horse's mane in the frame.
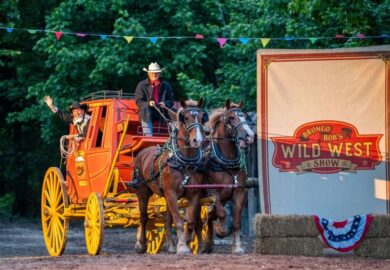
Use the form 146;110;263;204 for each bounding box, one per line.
206;102;241;132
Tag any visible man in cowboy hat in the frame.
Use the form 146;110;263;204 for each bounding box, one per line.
135;62;174;136
43;95;91;139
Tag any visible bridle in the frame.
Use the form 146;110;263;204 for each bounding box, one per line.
223;108;250;142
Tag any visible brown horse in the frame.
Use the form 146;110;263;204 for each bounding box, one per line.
132;98;208;254
203;99;255;254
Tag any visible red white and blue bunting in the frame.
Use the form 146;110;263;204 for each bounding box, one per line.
1;26;389;48
313;215;373;252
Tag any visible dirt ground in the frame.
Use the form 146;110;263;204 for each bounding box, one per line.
0;218;389;270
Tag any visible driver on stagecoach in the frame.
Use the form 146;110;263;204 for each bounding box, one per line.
43;95;91;140
135;62;174;136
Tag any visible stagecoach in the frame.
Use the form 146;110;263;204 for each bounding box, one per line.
41;91;211;256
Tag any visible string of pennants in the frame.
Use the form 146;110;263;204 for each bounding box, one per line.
1;26;389;48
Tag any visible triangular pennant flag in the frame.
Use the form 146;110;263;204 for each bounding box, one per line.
27;30;37;34
100;35;108;40
356;33;365;38
55;31;63;40
239;38;249;44
124;36;134;43
284;36;294;41
309;37;318;44
149;37;158;44
260;38;271;47
195;34;204;39
6;28;13;33
76;33;86;37
380;33;390;38
335;34;345;39
217;38;227;48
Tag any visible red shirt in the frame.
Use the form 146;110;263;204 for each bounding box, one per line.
150;79;161;103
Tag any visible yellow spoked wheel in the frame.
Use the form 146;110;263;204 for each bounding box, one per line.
146;221;165;254
41;167;69;256
189;205;209;254
84;192;104;255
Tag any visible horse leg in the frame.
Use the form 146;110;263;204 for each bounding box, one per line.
135;187;151;254
165;192;191;254
164;209;176;254
231;188;247;255
213;193;228;238
202;206;215;253
184;192;199;244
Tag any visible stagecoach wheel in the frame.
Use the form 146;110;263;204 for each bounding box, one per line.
41;167;69;256
146;221;165;254
84;192;104;255
189;205;209;254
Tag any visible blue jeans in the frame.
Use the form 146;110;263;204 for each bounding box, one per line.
141;120;153;136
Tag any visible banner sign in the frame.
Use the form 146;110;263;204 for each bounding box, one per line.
272;120;382;174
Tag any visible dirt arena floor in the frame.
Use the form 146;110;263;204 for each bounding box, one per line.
0;218;389;269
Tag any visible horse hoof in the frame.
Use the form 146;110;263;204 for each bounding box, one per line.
135;241;146;254
176;245;191;255
202;246;213;254
167;246;176;254
232;247;246;255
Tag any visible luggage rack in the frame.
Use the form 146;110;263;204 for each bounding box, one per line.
82;90;134;101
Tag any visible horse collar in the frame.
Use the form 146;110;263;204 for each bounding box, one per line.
168;130;205;168
210;139;241;170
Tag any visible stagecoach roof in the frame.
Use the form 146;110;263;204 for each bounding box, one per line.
82;90;134;101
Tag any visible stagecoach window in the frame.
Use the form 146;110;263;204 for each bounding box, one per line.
92;106;107;148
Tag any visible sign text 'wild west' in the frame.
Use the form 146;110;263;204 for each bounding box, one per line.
271;121;382;174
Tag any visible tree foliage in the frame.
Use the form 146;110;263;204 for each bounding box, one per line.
0;0;389;215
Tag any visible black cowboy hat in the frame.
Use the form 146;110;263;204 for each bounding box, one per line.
68;101;88;112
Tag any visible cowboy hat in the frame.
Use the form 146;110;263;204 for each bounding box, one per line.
143;62;165;73
69;101;88;112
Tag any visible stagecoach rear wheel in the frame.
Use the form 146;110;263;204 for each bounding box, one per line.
41;167;69;256
146;221;165;254
84;192;104;255
189;205;209;254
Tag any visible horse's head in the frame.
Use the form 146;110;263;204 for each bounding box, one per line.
223;99;255;149
177;97;208;148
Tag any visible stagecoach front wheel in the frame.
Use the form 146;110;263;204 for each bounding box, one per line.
84;192;104;255
189;205;209;254
41;167;69;256
146;221;165;254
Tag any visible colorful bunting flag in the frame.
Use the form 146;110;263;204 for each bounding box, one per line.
124;36;134;43
0;25;388;49
260;38;270;47
239;38;249;44
55;31;63;40
217;38;227;48
314;215;373;252
150;37;158;44
356;33;365;38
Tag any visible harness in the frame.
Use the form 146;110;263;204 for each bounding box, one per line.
134;108;207;191
208;108;249;186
